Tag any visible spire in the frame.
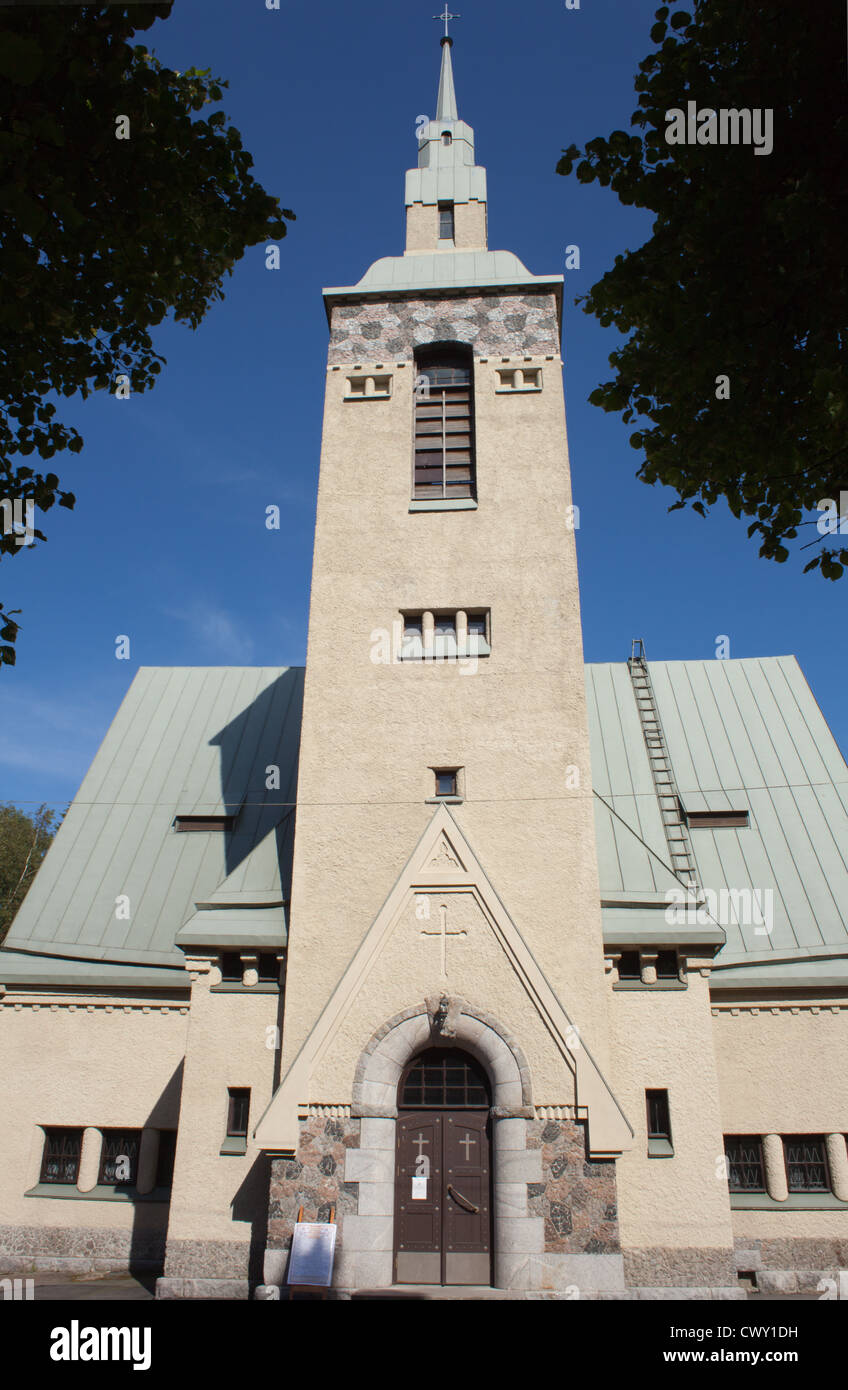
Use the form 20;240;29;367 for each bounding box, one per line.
404;20;488;254
436;38;458;121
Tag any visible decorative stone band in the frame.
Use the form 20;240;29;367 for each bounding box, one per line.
1;1000;188;1013
304;1105;352;1119
535;1105;583;1121
328;293;561;366
711;1003;848;1015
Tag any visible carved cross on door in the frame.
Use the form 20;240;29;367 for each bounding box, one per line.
420;902;467;976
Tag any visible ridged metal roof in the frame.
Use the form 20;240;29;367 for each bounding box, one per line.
2;667;304;974
4;656;846;994
587;656;848;987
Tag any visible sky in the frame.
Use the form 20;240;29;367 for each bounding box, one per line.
2;0;846;816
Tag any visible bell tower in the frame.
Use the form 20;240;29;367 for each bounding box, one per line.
257;27;632;1296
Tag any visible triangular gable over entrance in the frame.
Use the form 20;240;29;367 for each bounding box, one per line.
255;805;633;1157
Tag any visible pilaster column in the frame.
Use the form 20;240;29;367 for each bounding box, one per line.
826;1133;848;1201
640;952;658;986
456;609;468;658
136;1127;160;1195
422;610;434;659
762;1133;788;1201
77;1127;102;1192
241;953;259;987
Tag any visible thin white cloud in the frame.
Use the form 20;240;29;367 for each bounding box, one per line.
165;600;255;662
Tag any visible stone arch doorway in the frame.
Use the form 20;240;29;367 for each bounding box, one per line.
394;1046;492;1286
350;999;538;1291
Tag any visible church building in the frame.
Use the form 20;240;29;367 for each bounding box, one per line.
1;34;847;1301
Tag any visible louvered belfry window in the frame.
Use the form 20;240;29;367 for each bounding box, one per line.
413;347;475;500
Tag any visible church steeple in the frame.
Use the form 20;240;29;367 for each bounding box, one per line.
436;36;458;121
404;30;488;254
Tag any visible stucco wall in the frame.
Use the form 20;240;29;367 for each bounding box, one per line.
282;311;611;1113
713;1000;848;1131
0;990;187;1269
161;961;280;1283
609;972;736;1284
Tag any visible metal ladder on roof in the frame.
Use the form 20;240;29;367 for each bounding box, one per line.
628;639;699;888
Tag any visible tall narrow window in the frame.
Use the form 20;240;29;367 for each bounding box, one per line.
646;1089;673;1156
413;346;475;500
227;1088;250;1139
438;201;455;239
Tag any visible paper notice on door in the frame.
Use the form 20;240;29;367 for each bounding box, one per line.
411;1176;428;1200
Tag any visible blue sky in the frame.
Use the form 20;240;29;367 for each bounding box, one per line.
2;0;845;814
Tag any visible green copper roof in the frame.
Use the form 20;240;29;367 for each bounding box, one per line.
4;655;846;997
2;666;303;975
586;656;848;986
436;36;458;120
408;36;487;208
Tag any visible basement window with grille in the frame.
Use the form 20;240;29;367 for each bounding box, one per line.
783;1136;831;1193
40;1128;83;1185
99;1129;141;1187
724;1135;766;1193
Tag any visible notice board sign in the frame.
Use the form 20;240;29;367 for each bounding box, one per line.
287;1222;337;1288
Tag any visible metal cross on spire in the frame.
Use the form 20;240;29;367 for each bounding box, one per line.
433;5;461;39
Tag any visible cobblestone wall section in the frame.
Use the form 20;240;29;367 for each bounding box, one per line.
267;1117;361;1252
527;1119;620;1256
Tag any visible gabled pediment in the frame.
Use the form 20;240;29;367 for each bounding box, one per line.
255;805;633;1157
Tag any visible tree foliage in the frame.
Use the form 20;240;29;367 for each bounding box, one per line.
557;0;847;578
0;2;295;663
0;802;62;943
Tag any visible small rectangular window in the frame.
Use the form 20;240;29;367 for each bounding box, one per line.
220;952;242;983
155;1131;178;1191
686;811;749;829
174;815;235;832
99;1129;142;1186
401;615;423;660
656;950;679;979
433;614;457;658
617;951;641;980
438;201;455;239
227;1088;251;1138
467;613;488;653
435;770;458;798
40;1128;83;1185
646;1089;673;1156
783;1135;830;1192
258;953;280;983
724;1136;766;1193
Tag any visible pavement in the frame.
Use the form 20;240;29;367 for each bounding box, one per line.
1;1271;155;1301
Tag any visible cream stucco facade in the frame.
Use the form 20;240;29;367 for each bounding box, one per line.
1;35;847;1302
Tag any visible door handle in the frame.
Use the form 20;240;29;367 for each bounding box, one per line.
447;1183;479;1214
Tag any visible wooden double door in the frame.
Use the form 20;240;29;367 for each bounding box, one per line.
393;1050;492;1286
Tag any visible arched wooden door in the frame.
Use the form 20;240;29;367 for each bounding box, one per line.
393;1048;492;1286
